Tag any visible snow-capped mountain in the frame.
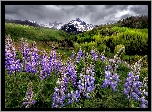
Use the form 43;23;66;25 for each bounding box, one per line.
60;18;96;34
5;18;96;34
39;18;96;34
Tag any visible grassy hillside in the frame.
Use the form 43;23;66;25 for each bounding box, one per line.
5;19;148;108
5;23;77;59
5;21;148;65
75;25;148;55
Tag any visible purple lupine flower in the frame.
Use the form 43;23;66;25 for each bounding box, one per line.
39;50;51;80
85;93;90;98
102;79;110;88
124;56;148;108
29;42;40;72
134;87;142;95
101;49;123;92
138;77;148;108
66;59;77;85
7;58;22;74
5;48;13;69
110;81;118;92
86;75;95;92
71;50;75;60
20;39;31;72
20;39;30;59
132;92;139;100
49;45;59;73
141;103;148;108
66;90;81;105
52;86;66;108
139;96;148;108
76;47;83;63
5;36;22;74
30;43;40;66
49;45;56;61
123;71;142;101
100;54;106;62
102;65;120;92
144;91;148;97
22;81;36;108
104;65;112;71
52;68;69;108
112;73;120;82
77;63;95;98
21;41;40;74
104;71;111;78
55;57;64;76
90;48;98;61
25;58;37;74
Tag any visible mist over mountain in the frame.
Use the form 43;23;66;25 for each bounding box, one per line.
5;18;97;34
5;19;42;28
5;14;148;35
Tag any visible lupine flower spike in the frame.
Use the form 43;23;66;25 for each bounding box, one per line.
76;47;83;63
77;56;95;99
5;35;22;74
139;77;148;108
123;55;148;108
102;47;125;92
52;70;68;108
22;81;36;108
90;46;98;61
39;50;51;80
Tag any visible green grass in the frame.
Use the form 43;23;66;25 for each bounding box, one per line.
5;22;148;108
5;44;148;108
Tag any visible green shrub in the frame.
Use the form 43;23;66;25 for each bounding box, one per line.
98;44;106;52
78;42;97;53
114;44;125;54
73;42;80;52
113;30;148;55
87;42;97;52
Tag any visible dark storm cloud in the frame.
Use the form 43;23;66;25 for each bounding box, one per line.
5;5;148;25
86;5;130;24
120;14;133;20
5;5;47;21
129;5;148;15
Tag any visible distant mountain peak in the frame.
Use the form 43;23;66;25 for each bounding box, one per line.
61;18;95;34
76;18;82;22
5;18;96;34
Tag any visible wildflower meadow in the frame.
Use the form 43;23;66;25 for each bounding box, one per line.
5;35;148;108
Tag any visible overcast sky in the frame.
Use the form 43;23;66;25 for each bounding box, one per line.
5;5;148;25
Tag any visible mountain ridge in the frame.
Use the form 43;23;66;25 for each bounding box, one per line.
5;18;96;34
